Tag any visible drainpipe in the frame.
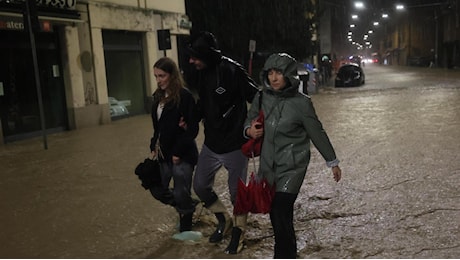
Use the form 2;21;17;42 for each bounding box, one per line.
434;8;439;67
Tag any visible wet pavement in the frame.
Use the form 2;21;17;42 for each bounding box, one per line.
1;64;459;258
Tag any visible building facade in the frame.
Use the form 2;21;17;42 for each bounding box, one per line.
376;0;459;68
0;0;191;144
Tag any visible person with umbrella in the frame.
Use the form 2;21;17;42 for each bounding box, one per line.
244;53;342;258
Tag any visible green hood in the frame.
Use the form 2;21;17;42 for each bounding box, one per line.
260;53;300;94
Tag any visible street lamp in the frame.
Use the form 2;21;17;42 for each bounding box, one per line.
354;2;365;9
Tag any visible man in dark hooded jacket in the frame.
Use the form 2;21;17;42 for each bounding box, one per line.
185;31;258;254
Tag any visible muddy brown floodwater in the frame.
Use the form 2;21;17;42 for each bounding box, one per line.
0;64;459;258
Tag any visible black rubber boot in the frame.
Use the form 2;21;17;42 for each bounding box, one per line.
224;227;244;254
207;199;232;243
209;213;233;243
179;212;193;232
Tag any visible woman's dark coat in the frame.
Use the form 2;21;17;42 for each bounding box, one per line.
150;88;199;166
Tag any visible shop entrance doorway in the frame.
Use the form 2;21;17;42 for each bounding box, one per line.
103;30;147;119
0;30;67;143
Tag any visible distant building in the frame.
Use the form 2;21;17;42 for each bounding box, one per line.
375;1;459;68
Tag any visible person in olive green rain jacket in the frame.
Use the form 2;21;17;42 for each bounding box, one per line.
244;53;342;259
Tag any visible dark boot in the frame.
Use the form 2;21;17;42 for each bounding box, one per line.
224;215;247;254
207;199;232;243
179;212;193;232
224;227;244;254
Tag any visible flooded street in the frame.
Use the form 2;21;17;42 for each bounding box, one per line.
1;64;459;258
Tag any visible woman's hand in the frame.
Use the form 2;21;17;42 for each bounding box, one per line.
332;166;342;182
151;150;157;160
246;120;264;139
178;116;188;130
172;156;181;164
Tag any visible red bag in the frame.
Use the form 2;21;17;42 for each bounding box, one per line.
241;110;264;157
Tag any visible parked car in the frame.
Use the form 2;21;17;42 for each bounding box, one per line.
109;97;129;118
335;63;365;87
349;55;362;66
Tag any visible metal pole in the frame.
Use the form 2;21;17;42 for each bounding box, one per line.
25;0;48;150
248;52;253;76
434;9;439;67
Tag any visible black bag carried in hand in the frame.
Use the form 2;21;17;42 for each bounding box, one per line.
134;158;161;189
134;158;175;206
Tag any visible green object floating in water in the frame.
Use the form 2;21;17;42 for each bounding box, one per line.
172;231;203;241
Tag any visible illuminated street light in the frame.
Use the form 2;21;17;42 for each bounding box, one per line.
373;21;379;26
354;1;364;9
352;14;358;19
396;4;405;10
350;24;356;28
382;13;389;18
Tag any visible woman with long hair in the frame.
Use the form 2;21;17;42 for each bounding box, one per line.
149;57;199;232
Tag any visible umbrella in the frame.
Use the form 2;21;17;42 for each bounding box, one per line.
249;173;275;214
233;158;275;215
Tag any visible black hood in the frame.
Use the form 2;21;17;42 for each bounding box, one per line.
186;31;222;66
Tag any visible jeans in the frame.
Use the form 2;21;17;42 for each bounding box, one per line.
160;161;195;214
193;145;248;206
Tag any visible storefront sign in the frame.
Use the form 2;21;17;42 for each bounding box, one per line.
0;0;76;10
0;15;52;32
37;0;76;9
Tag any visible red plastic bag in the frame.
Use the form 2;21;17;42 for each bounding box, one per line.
234;172;275;215
241;110;264;157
